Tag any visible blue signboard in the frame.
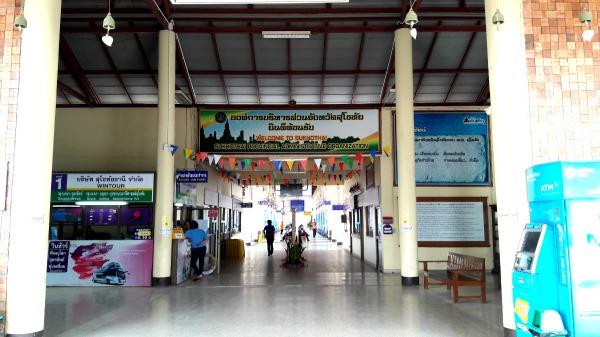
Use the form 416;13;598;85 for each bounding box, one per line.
332;204;344;211
175;170;208;183
290;200;305;212
414;113;489;185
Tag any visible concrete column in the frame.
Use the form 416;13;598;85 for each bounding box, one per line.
484;0;532;333
394;28;418;286
379;108;401;273
4;0;61;335
152;30;176;286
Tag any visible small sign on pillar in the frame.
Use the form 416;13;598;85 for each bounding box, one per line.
383;216;394;235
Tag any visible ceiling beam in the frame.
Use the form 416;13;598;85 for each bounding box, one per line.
59;34;100;105
60;68;488;76
379;44;394;105
62;25;486;34
414;21;442;99
319;21;329;105
351;22;367;104
90;22;133;104
57;81;88;104
142;0;169;28
62;6;484;15
58;86;71;104
287;23;292;103
443;22;479;103
208;22;229;104
476;78;489;104
62;16;485;24
248;23;260;104
57;102;488;109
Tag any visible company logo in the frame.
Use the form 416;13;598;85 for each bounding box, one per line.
215;111;227;123
514;298;530;323
463;116;486;124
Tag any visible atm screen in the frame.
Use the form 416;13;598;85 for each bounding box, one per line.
521;231;541;253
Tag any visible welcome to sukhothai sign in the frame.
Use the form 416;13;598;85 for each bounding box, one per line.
199;110;380;154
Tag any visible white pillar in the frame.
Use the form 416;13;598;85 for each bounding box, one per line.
484;0;532;332
4;0;61;334
394;28;419;286
380;108;401;273
152;30;176;285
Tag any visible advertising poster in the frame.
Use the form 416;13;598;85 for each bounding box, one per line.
199;110;379;153
51;173;154;202
47;240;153;287
414;113;489;185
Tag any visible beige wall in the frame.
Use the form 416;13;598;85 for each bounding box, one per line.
53;107;240;206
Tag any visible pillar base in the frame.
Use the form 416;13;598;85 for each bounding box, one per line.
401;276;419;286
504;328;516;337
7;331;44;337
152;277;171;287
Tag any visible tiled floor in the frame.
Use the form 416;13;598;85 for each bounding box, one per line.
45;235;504;337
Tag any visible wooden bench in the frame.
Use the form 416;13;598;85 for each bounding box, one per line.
421;253;486;303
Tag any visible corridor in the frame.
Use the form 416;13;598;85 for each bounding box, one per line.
45;235;504;337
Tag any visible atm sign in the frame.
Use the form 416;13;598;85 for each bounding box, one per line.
514;298;530;323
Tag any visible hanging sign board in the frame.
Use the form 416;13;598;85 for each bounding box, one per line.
51;173;154;202
175;170;208;183
208;209;219;218
199;110;380;154
241;202;253;208
290;199;305;212
332;204;344;211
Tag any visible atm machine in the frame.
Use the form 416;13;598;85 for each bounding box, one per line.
513;161;600;337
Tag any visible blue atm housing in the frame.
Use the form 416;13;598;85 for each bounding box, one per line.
514;161;600;337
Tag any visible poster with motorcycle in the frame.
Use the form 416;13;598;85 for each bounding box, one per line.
46;240;153;286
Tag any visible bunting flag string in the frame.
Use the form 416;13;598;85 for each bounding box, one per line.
274;160;282;171
197;152;208;163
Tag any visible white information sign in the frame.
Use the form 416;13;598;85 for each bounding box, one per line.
417;199;488;246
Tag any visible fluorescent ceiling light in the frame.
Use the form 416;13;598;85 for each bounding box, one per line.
172;0;348;4
75;201;128;206
262;31;311;39
52;205;81;208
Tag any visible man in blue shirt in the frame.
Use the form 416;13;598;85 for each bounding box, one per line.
263;220;276;256
185;220;207;281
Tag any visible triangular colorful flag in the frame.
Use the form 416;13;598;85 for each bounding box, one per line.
339;174;343;181
383;146;391;157
286;160;295;170
370;148;377;162
328;156;335;166
341;155;349;166
299;160;308;171
228;156;236;169
339;162;345;171
314;158;322;170
168;144;178;156
213;154;222;165
197;152;208;162
331;163;336;172
218;158;225;168
240;160;247;169
348;160;354;169
355;153;363;164
207;154;214;165
274;160;282;171
183;148;193;159
258;159;266;168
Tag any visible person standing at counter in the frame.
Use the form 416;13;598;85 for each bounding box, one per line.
185;220;207;281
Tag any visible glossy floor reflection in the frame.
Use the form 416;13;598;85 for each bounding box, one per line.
45;235;504;337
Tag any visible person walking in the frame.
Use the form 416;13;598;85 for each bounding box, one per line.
185;220;208;281
279;221;284;235
312;220;317;238
263;220;276;256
